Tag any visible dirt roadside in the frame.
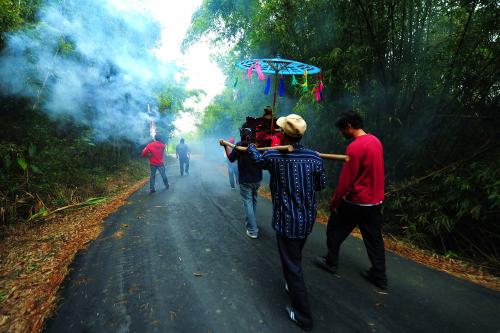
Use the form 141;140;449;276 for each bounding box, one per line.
0;178;148;333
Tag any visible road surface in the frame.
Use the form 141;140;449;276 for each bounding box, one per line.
44;156;500;333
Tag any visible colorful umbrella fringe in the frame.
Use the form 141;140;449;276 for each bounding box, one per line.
240;61;325;102
246;60;266;81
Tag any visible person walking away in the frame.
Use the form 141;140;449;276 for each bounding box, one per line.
247;114;326;331
141;134;169;193
222;127;262;239
314;110;388;290
176;138;190;176
225;137;239;189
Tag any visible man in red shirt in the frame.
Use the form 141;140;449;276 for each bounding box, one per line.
141;134;169;193
314;111;388;289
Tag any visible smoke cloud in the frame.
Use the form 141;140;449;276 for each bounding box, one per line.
0;0;180;142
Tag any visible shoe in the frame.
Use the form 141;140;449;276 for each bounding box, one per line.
360;270;388;290
165;184;170;190
313;256;337;274
246;230;258;239
285;305;312;331
150;189;156;194
231;186;236;190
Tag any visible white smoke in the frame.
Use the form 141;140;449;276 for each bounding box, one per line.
0;0;181;142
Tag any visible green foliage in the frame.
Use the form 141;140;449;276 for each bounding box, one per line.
386;153;500;263
58;37;76;56
0;104;150;224
0;0;41;48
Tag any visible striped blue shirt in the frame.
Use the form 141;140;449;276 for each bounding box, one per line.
248;143;326;239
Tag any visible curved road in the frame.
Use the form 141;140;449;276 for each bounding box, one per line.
44;156;500;333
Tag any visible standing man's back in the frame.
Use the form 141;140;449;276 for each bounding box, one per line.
176;138;190;176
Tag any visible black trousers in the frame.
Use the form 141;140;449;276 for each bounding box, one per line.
326;200;387;282
277;235;313;328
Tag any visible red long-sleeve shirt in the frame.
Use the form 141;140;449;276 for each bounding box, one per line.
329;134;385;210
141;141;166;166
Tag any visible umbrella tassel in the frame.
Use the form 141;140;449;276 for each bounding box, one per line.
291;75;298;86
314;85;321;101
254;61;265;80
278;76;285;96
302;70;308;92
264;76;271;95
247;66;253;80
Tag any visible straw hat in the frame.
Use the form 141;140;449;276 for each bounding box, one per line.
276;114;307;137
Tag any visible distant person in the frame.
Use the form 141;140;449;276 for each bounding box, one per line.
314;111;388;290
259;105;273;121
222;127;262;239
141;134;169;193
225;137;239;189
247;114;326;330
176;138;190;176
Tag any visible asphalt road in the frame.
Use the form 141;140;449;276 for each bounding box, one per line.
44;155;500;333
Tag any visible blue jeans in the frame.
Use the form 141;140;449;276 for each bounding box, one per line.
150;165;169;190
227;162;239;188
179;158;189;175
239;182;260;234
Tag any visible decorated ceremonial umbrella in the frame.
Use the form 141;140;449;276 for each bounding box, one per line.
236;56;321;129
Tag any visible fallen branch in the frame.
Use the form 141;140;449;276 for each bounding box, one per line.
27;197;108;222
48;197;107;215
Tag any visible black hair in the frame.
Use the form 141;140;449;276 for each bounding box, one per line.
154;134;163;142
334;111;363;129
180;138;185;143
239;126;252;146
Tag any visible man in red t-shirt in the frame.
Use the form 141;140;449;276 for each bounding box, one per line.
314;111;388;289
141;134;169;193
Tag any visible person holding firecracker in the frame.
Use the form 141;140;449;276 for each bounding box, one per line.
141;134;169;193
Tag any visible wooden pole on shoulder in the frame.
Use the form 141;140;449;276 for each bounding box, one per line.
219;140;349;161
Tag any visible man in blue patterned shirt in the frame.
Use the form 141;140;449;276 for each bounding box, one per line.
247;114;326;331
